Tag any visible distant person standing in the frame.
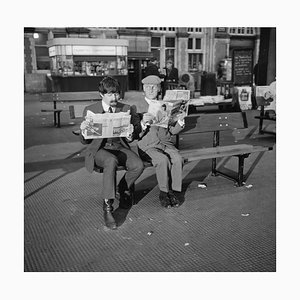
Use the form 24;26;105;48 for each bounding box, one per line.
163;59;179;97
164;59;179;84
144;57;161;78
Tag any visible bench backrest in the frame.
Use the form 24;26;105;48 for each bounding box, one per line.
181;112;247;135
41;91;100;102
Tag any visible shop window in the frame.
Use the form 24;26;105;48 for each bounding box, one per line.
188;38;193;49
188;53;203;71
34;33;50;71
195;38;201;49
151;37;161;47
37;60;50;70
50;55;127;76
166;37;175;48
165;49;175;63
151;49;160;62
35;46;49;57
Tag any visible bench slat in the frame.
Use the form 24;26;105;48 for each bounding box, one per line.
40;93;56;102
254;116;276;121
180;144;272;162
182;112;247;134
40;91;100;102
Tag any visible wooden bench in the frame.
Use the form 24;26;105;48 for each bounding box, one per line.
40;91;100;127
254;96;276;134
88;112;272;187
172;112;272;186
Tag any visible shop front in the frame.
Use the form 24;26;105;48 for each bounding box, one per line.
47;38;129;98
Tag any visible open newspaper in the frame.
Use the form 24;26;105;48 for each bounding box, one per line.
146;90;190;128
81;110;133;139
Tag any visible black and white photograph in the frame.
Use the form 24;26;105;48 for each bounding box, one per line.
2;0;299;299
23;25;276;272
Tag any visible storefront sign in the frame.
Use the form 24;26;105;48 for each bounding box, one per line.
232;49;253;85
217;27;227;33
73;46;117;56
49;46;56;57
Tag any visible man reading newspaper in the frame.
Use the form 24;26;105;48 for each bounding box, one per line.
79;77;144;230
137;75;189;208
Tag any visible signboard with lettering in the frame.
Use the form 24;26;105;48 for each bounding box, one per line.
232;49;253;85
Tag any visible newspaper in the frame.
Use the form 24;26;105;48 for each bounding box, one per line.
163;89;190;101
145;90;190;128
255;83;276;112
234;86;252;111
81;110;133;139
189;95;232;106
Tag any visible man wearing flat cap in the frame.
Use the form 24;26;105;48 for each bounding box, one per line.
137;75;186;208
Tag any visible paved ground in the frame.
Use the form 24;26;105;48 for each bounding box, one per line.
24;91;276;272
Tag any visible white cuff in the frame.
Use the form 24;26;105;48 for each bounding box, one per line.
177;119;185;127
141;121;148;130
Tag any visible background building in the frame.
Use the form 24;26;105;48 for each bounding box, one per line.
24;27;275;94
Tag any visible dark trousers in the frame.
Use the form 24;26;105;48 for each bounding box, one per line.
94;147;144;200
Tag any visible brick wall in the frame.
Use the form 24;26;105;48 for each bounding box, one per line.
25;73;47;93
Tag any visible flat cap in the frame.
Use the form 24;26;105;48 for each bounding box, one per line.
142;75;161;85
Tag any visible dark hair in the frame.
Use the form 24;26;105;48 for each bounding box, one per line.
98;76;120;94
150;57;157;63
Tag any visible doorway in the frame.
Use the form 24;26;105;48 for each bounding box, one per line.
128;58;150;91
128;59;140;90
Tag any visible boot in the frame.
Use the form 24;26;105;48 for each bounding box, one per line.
168;190;180;207
119;190;133;209
103;199;117;230
159;191;172;208
118;177;134;209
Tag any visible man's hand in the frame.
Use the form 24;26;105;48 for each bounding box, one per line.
80;116;93;131
141;113;154;126
177;111;187;122
125;124;134;141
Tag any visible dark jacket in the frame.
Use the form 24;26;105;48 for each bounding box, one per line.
165;67;179;83
80;101;142;173
144;62;160;78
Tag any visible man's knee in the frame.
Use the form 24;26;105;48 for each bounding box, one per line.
152;154;170;168
102;156;118;168
169;151;183;164
130;157;144;173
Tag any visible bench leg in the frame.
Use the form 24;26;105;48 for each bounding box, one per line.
212;154;249;186
54;111;57;127
211;131;219;176
56;111;61;128
211;158;217;176
236;154;248;187
259;106;265;134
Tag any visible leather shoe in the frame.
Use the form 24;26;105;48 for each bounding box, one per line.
159;191;171;208
119;190;133;209
103;199;117;230
168;190;180;207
